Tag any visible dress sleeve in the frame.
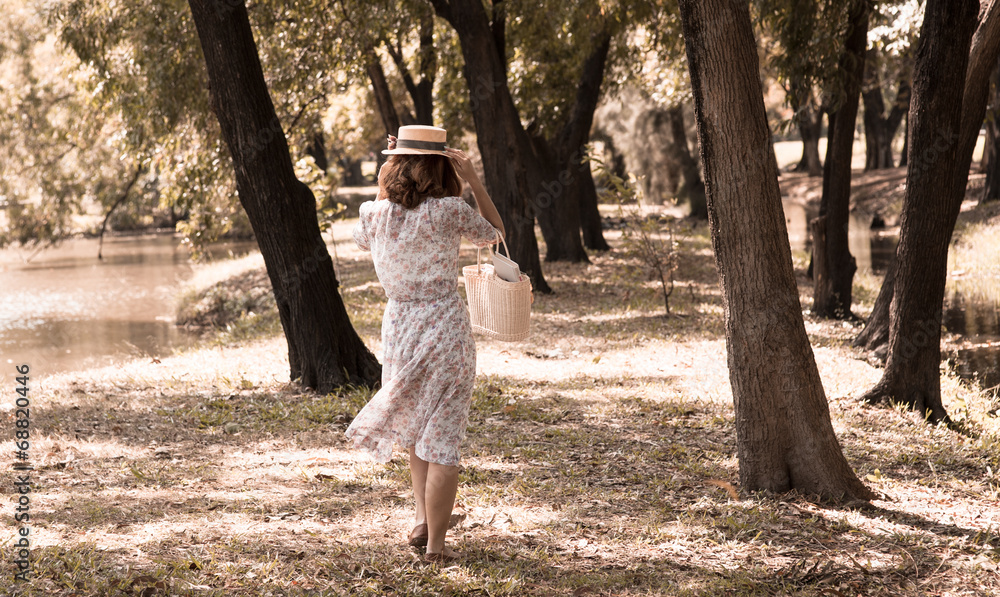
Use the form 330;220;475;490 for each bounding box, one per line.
353;202;372;251
450;197;499;248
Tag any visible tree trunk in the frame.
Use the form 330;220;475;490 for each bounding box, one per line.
984;123;1000;202
856;1;1000;355
578;161;610;251
430;0;550;292
982;57;1000;202
667;105;708;219
305;132;329;173
793;91;824;177
534;30;613;262
366;48;401;136
814;0;867;320
852;256;895;353
385;6;437;126
898;113;909;167
187;0;381;391
862;50;910;170
859;0;980;423
862;59;893;170
678;0;873;501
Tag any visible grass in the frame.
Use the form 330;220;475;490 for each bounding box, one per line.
2;205;1000;595
949;200;1000;304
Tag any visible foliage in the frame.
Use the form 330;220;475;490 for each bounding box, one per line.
0;0;142;249
593;155;679;316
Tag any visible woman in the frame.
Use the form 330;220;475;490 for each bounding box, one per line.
346;125;505;563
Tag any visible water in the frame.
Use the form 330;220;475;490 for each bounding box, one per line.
0;234;254;377
2;221;997;392
783;199;1000;391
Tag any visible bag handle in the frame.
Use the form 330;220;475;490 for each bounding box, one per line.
476;229;507;275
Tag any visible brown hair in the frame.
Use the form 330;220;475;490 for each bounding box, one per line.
378;154;462;209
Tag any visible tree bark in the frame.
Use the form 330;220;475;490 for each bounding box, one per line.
859;0;980;423
187;0;381;391
679;0;873;501
852;256;895;352
667;105;708;219
579;161;611;251
430;0;550;291
813;0;867;320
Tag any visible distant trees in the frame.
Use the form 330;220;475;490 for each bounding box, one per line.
679;0;872;500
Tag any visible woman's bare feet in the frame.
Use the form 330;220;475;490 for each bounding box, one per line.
423;544;461;563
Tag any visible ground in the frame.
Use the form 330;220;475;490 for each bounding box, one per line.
2;177;999;596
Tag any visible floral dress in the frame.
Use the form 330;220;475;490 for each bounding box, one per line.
346;196;498;466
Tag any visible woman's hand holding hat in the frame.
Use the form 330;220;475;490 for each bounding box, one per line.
445;147;477;183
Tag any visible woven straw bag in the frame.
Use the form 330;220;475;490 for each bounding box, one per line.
462;234;532;341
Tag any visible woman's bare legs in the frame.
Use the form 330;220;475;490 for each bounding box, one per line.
409;447;428;526
409;448;460;557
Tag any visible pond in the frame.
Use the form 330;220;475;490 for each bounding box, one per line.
0;234;253;378
783;200;1000;392
2;219;997;393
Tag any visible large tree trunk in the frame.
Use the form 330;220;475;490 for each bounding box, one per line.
678;0;873;501
430;0;550;291
855;1;1000;368
813;0;868;320
534;30;614;262
667;105;708;219
859;0;980;423
187;0;381;391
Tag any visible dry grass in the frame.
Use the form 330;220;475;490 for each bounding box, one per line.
2;215;1000;596
950;200;1000;305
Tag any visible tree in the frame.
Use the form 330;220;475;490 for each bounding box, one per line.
981;57;1000;204
861;2;923;171
186;0;381;391
427;0;551;289
812;0;867;320
859;0;991;422
757;0;843;179
861;49;910;170
854;0;1000;358
678;0;873;500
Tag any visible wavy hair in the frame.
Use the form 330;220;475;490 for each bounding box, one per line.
378;154;462;209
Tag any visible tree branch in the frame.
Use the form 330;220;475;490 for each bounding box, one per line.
556;27;613;152
427;0;451;22
385;36;421;103
491;0;506;75
97;166;143;261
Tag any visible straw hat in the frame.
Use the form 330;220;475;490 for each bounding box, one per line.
382;125;449;156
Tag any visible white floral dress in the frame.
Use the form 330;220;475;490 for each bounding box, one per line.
346;196;498;466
